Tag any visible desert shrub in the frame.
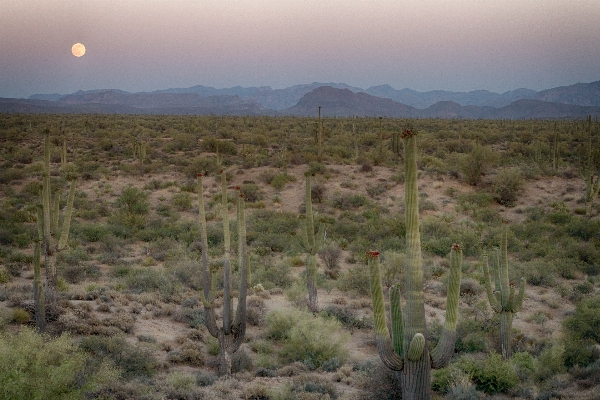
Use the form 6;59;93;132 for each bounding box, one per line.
563;295;600;343
240;183;263;203
336;265;371;296
321;305;371;330
246;297;267;326
459;143;498;186
232;348;253;373
200;137;237;155
0;327;116;400
168;341;204;366
195;370;218;387
279;315;349;368
11;308;31;324
318;243;342;271
271;173;296;190
172;307;205;329
458;353;519;394
356;359;402;400
534;343;566;381
266;309;349;368
77;223;111;242
563;295;600;368
307;161;326;175
493;167;524;206
109;185;149;230
184;156;219;178
290;374;338;399
331;193;369;209
125;268;178;299
80;335;158;379
321;357;341;372
571;359;600;389
247;210;298;252
252;259;293;290
171;191;193;211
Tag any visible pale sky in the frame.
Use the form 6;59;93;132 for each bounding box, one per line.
1;0;599;98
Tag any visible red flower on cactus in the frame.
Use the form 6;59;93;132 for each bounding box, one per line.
197;173;202;177
220;169;224;174
452;243;461;251
401;129;414;139
366;250;380;258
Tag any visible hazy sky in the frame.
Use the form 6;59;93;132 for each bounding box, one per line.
2;0;599;98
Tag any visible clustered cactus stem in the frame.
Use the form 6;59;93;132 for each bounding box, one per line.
368;129;462;400
39;128;77;304
198;172;248;376
300;174;324;313
482;226;525;359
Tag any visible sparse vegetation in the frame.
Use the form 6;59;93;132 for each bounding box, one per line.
0;114;598;398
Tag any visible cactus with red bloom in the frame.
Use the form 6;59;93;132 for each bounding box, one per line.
368;130;462;400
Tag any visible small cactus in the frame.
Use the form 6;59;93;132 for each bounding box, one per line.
482;226;525;359
299;174;324;312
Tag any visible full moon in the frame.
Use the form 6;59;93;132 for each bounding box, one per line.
71;43;86;57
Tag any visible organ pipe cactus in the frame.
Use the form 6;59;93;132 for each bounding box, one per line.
40;128;76;298
299;174;324;312
198;172;247;375
482;226;525;359
368;129;462;400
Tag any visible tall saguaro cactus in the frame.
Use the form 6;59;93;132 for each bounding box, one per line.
198;172;248;375
40;128;77;297
581;115;600;217
368;129;462;400
34;207;45;332
482;226;525;359
299;174;324;312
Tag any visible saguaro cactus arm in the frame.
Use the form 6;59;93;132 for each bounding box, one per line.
431;244;462;369
197;174;219;338
482;255;502;313
57;180;76;251
408;333;426;361
512;277;526;313
368;251;404;371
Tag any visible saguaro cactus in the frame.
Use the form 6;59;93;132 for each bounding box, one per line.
198;172;248;375
33;207;45;332
482;226;525;359
368;129;462;400
40;128;76;296
581;116;600;217
299;174;324;312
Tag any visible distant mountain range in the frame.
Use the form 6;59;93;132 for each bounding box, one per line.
1;80;599;119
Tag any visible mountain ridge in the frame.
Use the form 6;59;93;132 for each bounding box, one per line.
7;80;600;119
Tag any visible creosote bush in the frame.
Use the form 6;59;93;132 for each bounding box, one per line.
266;309;349;368
0;327;118;400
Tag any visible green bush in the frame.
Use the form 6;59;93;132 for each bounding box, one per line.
459;143;498;186
80;335;158;379
493;167;524;206
266;310;349;368
0;328;117;400
171;192;193;211
337;265;371;296
459;353;519;394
